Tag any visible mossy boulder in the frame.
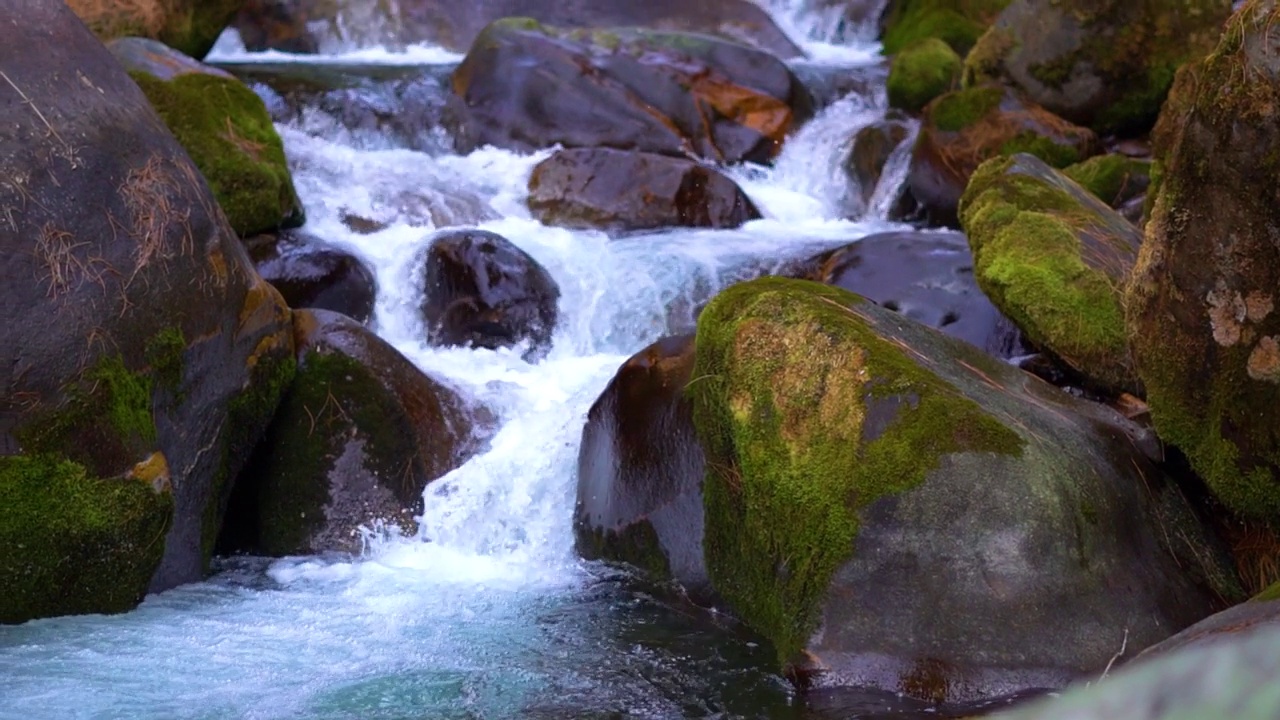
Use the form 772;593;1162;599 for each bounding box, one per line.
528;148;761;233
1127;0;1280;525
110;38;304;237
419;230;561;361
908;84;1098;226
0;454;173;624
66;0;241;59
449;19;814;164
575;334;714;601
1063;154;1152;209
963;0;1232;136
887;38;962;113
959;153;1142;393
802;230;1025;357
234;0;803;58
881;0;1013;55
220;310;491;556
581;276;1234;698
1;0;295;615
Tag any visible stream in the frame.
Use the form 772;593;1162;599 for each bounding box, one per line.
0;2;1016;718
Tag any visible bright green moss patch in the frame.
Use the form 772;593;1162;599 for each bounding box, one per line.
0;455;172;624
130;71;303;237
688;277;1022;667
1000;132;1082;168
881;0;1013;56
960;155;1139;391
929;85;1003;132
1254;580;1280;603
888;38;962;113
1064;154;1152;205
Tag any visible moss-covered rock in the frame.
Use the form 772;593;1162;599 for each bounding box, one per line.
959;153;1142;393
684;277;1229;699
963;0;1232;135
449;18;813;164
1127;0;1280;525
0;454;173;624
887;38;962;112
907;84;1098;226
1063;154;1152;208
881;0;1012;55
66;0;241;59
220;310;491;556
1;0;295;614
111;38;304;237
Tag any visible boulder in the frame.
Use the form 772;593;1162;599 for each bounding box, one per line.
420;230;560;359
110;38;305;237
575;334;713;601
688;278;1232;699
881;0;1012;55
249;233;378;323
908;85;1097;226
886;38;961;113
449;19;814;164
843;112;913;211
963;0;1232;135
1;0;295;621
1127;0;1280;524
527;148;761;233
960;153;1142;394
234;0;803;58
1062;154;1152;209
66;0;241;59
803;231;1025;358
220;310;489;556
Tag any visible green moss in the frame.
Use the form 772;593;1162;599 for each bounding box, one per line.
1064;154;1151;205
1000;132;1082;168
130;71;303;237
887;38;963;113
1253;580;1280;603
688;277;1022;667
156;0;243;60
1094;61;1177;137
960;156;1136;391
961;25;1015;88
1028;53;1077;89
929;85;1003;132
18;354;158;478
145;326;186;394
577;521;672;581
202;348;296;564
881;0;1013;56
0;454;172;624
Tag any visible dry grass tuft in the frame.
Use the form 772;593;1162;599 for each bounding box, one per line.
1229;520;1280;596
33;223;109;299
65;0;170;39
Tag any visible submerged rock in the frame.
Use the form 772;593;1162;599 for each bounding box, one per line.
221;310;489;556
843;112;913;212
582;276;1236;701
960;153;1142;394
250;233;378;324
234;0;803;59
420;230;560;359
964;0;1232;135
803;230;1024;358
908;85;1097;226
528;148;760;233
1127;0;1280;524
1;0;295;620
111;38;305;237
449;19;813;164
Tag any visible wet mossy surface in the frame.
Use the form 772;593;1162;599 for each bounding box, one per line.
928;85;1004;132
130;71;303;237
0;454;172;624
881;0;1013;56
887;38;962;113
687;277;1022;667
577;521;673;582
961;154;1139;392
1064;154;1152;206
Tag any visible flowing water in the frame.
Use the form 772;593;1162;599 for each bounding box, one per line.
0;3;985;718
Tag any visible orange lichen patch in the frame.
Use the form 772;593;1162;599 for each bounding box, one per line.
1207;287;1247;347
126;451;171;494
1248;336;1280;382
237;275;290;335
66;0;166;38
692;77;793;145
1246;292;1275;323
246;332;289;370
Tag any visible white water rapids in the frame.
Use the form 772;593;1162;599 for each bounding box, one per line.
0;2;926;717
